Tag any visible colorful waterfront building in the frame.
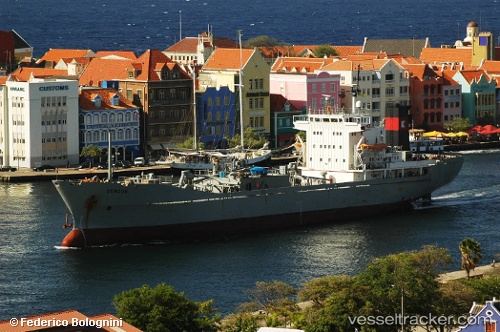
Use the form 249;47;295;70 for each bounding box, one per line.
79;87;140;163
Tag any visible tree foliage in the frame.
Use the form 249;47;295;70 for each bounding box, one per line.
459;238;482;279
221;245;500;332
229;127;268;149
443;117;473;132
244;35;281;48
176;137;205;150
238;280;299;328
113;283;219;332
313;45;338;58
303;245;452;332
219;312;259;332
80;145;101;166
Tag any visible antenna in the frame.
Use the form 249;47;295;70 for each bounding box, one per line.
238;30;244;150
179;10;182;41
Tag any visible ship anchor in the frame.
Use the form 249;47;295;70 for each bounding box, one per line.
62;209;73;229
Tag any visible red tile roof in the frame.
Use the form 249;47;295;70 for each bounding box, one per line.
79;49;190;86
387;54;422;64
419;48;474;69
79;88;137;110
166;37;199;53
271;57;334;72
437;69;460;85
203;48;255;70
79;58;133;86
213;37;239;48
96;50;137;60
89;313;143;332
259;45;362;59
321;58;394;71
9;67;68;81
346;52;387;60
479;60;500;75
38;49;96;63
459;69;491;84
60;57;92;67
332;45;363;58
405;64;439;79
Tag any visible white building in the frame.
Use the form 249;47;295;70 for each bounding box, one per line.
0;77;79;168
321;58;410;122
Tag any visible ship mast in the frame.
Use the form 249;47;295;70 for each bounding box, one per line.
190;67;197;150
238;30;244;150
107;129;113;182
351;63;361;114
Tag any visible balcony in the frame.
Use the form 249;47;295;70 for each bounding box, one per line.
149;98;191;106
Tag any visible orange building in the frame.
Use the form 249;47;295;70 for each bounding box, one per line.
406;64;444;130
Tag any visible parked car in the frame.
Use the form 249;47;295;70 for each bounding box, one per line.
33;165;56;172
134;157;146;167
96;162;108;170
0;166;17;172
74;162;91;170
114;160;132;168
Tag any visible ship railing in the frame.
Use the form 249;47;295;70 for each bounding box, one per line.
118;174;174;185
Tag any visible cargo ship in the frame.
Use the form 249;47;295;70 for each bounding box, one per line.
53;108;463;248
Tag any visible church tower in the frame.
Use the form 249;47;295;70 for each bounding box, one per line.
464;21;479;44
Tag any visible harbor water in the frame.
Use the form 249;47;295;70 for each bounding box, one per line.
0;150;499;320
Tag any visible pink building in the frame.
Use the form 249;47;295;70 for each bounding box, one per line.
270;57;340;112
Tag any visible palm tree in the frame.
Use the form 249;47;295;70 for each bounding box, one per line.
459;238;482;279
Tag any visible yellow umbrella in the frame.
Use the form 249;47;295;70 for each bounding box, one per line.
423;131;445;137
456;132;469;137
445;132;457;138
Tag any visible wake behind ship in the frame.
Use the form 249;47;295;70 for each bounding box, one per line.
53;108;463;248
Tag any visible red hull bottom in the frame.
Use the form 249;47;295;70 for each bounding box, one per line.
61;200;413;248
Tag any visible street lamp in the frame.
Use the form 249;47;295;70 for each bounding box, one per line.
401;286;404;332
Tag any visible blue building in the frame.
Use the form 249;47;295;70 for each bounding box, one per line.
79;87;140;163
197;86;236;149
457;298;500;332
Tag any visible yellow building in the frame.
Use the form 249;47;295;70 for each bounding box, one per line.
198;47;271;139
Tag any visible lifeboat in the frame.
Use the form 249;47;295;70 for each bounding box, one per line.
360;143;387;151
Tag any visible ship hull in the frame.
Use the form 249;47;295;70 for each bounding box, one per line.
61;200;411;247
53;156;463;247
